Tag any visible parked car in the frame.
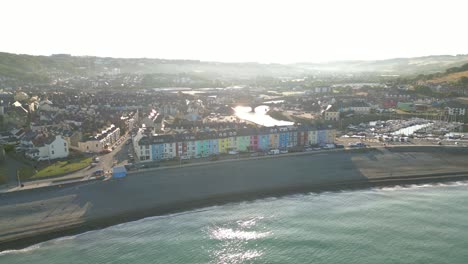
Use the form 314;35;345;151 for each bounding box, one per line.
268;149;280;155
323;144;336;149
92;169;104;176
349;142;366;148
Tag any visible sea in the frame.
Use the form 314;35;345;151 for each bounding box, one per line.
1;182;468;264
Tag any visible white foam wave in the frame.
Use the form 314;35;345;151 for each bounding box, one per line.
236;216;264;228
210;228;271;241
377;181;468;192
53;234;78;242
0;244;41;256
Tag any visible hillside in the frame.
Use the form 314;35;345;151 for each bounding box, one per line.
1;52;468;85
415;62;468;85
0;52;306;82
427;71;468;84
294;55;468;75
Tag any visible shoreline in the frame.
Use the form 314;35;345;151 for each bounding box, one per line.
1;146;468;251
3;173;468;251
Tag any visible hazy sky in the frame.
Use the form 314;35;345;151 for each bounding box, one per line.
1;0;467;63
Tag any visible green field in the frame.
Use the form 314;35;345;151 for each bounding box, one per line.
0;165;7;184
33;157;92;178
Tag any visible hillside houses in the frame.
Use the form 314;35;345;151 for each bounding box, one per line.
338;101;371;114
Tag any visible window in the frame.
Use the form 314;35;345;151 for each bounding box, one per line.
51;150;55;155
64;142;67;147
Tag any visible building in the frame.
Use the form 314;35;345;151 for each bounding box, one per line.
339;101;371;114
141;109;163;131
135;125;336;161
397;102;415;112
324;111;340;121
445;101;467;116
73;124;121;153
25;135;69;160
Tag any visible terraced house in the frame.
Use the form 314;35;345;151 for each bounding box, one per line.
135;125;335;161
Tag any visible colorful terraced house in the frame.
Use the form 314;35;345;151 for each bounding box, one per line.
136;125;336;161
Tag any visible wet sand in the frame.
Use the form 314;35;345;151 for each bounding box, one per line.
1;146;468;250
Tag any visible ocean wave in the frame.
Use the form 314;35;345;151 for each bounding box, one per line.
236;216;264;228
0;244;41;256
377;181;468;192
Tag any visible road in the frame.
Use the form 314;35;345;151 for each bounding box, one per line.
1;135;131;192
1;135;465;193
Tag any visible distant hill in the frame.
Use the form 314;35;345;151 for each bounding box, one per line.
416;62;468;85
0;52;305;82
293;55;468;75
427;71;468;84
1;52;468;85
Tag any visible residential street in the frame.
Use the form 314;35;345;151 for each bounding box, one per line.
1;135;131;192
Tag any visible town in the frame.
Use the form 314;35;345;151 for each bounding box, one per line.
1;55;468;189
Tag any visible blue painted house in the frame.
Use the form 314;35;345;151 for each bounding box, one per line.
151;144;164;160
258;134;270;150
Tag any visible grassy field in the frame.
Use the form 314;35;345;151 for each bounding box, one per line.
0;164;7;184
0;151;36;184
32;157;92;178
18;167;35;180
428;71;468;84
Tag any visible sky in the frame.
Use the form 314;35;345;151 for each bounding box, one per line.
1;0;467;63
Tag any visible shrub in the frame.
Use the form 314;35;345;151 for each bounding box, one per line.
4;144;14;153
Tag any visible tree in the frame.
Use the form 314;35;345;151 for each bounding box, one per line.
459;76;468;87
413;85;434;96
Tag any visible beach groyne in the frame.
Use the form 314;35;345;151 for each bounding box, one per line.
1;146;468;250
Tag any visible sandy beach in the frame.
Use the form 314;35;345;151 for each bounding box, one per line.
1;146;468;250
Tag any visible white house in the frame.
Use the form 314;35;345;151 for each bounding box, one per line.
26;135;69;160
445;101;467;116
324;111;340;121
74;124;120;153
446;107;466;116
